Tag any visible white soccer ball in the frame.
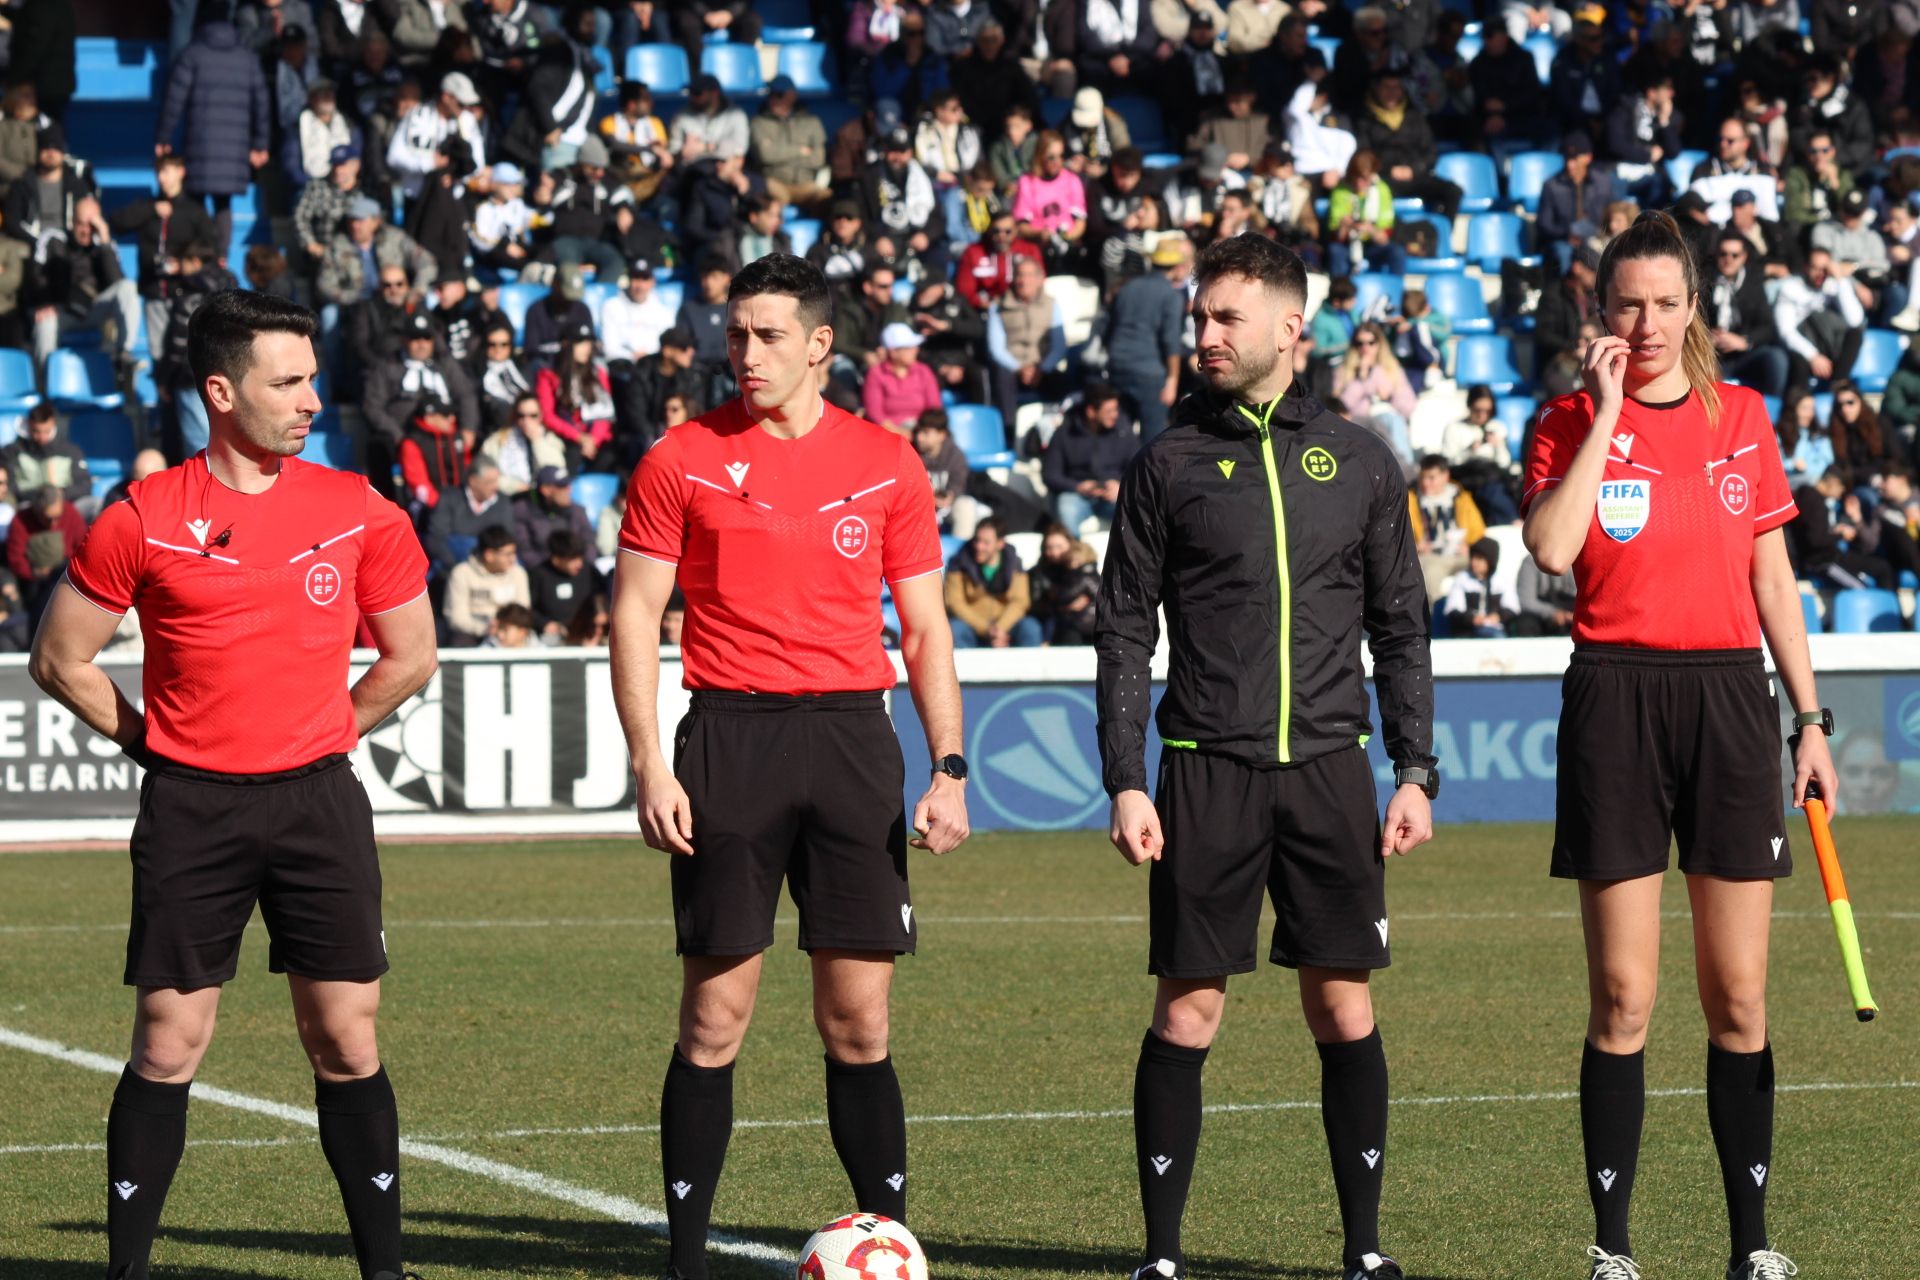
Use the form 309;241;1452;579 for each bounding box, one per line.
795;1213;929;1280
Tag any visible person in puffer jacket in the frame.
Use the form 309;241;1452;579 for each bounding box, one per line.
398;393;471;513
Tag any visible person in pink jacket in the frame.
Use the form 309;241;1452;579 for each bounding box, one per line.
535;322;619;469
1331;320;1418;474
862;322;943;433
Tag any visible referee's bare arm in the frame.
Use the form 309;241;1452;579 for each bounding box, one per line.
28;579;145;750
609;552;695;854
1524;337;1630;574
350;594;438;737
1752;528;1839;807
893;571;970;855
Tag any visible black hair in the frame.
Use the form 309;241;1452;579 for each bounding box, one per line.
729;253;833;332
186;290;319;392
1418;453;1451;472
1192;233;1308;306
493;602;537;631
477;524;516;553
973;516;1007;539
1083;381;1120;410
1465;383;1494;406
916;407;949;432
25;402;55;426
548;529;585;559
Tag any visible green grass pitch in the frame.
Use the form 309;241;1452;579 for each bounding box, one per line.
1;821;1914;1279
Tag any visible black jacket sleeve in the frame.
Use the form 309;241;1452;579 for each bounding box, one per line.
1360;451;1436;771
1095;443;1169;795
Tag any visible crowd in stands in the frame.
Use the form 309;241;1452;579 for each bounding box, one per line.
0;0;1917;650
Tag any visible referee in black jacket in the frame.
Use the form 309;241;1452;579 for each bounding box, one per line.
1095;234;1438;1280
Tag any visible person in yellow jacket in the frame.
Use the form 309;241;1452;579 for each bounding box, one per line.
943;517;1042;647
1405;453;1486;607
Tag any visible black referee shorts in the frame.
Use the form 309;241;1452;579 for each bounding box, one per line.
125;753;388;989
670;690;913;957
1552;645;1790;881
1151;745;1388;978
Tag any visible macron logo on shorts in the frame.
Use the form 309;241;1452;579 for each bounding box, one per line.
1770;837;1783;861
901;904;913;932
1374;918;1389;946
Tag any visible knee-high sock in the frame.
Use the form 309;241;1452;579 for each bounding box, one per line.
316;1067;404;1280
1581;1041;1646;1258
106;1066;190;1280
1134;1030;1208;1270
1318;1028;1389;1266
1707;1041;1774;1265
662;1047;735;1280
825;1054;909;1222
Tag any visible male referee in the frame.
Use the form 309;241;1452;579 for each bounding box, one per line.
609;253;970;1280
29;291;436;1280
1096;235;1437;1280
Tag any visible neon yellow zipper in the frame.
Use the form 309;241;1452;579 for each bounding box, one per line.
1239;399;1292;764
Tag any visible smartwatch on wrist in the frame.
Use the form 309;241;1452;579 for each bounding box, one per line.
932;753;969;782
1394;766;1440;800
1791;709;1834;737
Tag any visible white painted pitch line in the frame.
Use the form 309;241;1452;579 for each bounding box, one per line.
4;909;1918;936
0;1026;791;1272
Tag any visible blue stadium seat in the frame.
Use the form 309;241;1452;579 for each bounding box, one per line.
583;281;619;329
785;218;822;257
1309;35;1341;66
571;473;621;526
0;414;24;447
1455;31;1483;61
72;38;163;102
764;25;818;44
1761;394;1782;424
892;277;915;306
1523;32;1556;82
132;363;159;409
1903;570;1920;590
1813;391;1834;421
947;403;1014;468
1140;152;1183;170
940;533;966;563
1830;588;1904;633
44;349;125;411
304;432;360;471
776;42;833;96
1351;272;1404;318
65;412;137;469
1419;272;1492;333
0;349;41;412
1800;591;1823;635
654;280;686;314
701;43;764;96
1436;153;1498;213
1505;150;1563;213
1851;329;1907;394
1664;149;1707;194
1405;213;1464;272
1452;335;1526;394
1107;96;1168;152
625;43;691;95
497;282;546;342
1464;211;1536;271
91;468;123;501
1493;394;1537;438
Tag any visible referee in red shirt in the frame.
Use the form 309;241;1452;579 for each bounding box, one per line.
1523;213;1837;1280
30;291;436;1280
609;254;970;1280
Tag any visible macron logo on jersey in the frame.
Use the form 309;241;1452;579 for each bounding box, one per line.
1611;432;1634;457
185;518;211;546
725;461;750;488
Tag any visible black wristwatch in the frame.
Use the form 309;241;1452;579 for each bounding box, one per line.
932;753;969;782
1791;708;1835;737
1394;765;1440;800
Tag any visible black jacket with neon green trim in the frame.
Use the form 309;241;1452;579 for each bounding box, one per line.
1094;384;1436;795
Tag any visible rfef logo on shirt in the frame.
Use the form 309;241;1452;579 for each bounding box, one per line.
1720;471;1750;515
1597;480;1652;542
831;516;870;559
306;562;343;605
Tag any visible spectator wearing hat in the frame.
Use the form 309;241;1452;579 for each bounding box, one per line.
870;9;951;118
387;71;488;201
1163;10;1230;147
1721;185;1796;279
107;153;220;358
155;14;271;251
317;193;436;307
950;21;1039;145
862;124;942;256
672;0;762;67
669;75;750;168
470;160;535;269
1550;19;1622;138
294;77;356;185
523;265;596;369
863;323;943;433
2;406;91;508
751;77;831;211
1085;150;1172;284
1102;237;1190;441
513;465;595;569
617;327;703;459
528;528;602;639
601;82;675;206
602;258;677;370
1043;381;1136;533
431;274;507;372
1708;230;1791;399
398;393;472;512
534;136;633;284
1062;86;1132;179
537;322;618;469
294;144;365;278
366;311;480;491
445;523;531;646
810;198;876;284
1812;188;1893;318
26;194;142;374
1535;131;1616;279
481;391;568;495
1673;188;1719;282
2;122;99;248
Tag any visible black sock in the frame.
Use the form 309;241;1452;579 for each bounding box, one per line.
315;1066;403;1280
662;1046;735;1280
106;1066;190;1280
1318;1027;1389;1267
1707;1041;1774;1265
1134;1030;1208;1271
1581;1041;1645;1258
825;1054;909;1222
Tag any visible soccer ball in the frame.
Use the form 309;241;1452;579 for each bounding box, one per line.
795;1213;928;1280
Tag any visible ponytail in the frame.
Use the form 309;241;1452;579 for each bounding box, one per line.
1595;209;1722;425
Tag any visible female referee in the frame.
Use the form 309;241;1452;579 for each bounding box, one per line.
1522;210;1838;1280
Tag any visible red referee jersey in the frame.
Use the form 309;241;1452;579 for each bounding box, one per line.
620;398;943;694
1522;383;1795;650
65;455;428;773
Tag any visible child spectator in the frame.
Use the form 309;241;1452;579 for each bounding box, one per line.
484;601;539;648
443;524;530;646
1387;289;1449;394
471;161;535;269
1441;537;1516;637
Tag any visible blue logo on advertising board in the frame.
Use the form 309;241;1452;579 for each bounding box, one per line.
967;688;1108;829
1885;681;1920;761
